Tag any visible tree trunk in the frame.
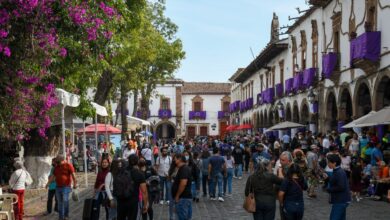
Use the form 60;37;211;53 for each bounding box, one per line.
132;89;138;117
94;70;113;123
24;125;61;188
120;88;129;140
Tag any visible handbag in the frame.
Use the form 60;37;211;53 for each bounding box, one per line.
243;175;256;213
72;188;79;202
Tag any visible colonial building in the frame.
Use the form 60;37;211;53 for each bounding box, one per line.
229;0;390;136
125;79;231;140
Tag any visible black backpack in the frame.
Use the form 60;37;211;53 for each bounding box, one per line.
113;168;134;199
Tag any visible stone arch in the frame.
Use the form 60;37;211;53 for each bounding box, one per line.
338;86;353;122
286;103;292;121
292;101;300;123
373;73;390;110
300;99;310;125
155;120;176;140
256;111;261;129
354;81;372;117
325;91;338;132
268;107;275;127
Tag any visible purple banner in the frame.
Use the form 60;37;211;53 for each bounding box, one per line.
322;53;338;79
337;121;345;133
285;78;294;94
158;109;172;119
275;83;284;98
293;72;303;92
247;97;253;109
218;111;230;119
303;68;316;88
263;88;275;104
189;111;206;120
350;31;381;66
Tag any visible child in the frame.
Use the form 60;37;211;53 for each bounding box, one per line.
350;157;363;202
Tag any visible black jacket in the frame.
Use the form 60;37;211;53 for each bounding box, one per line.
327;167;351;204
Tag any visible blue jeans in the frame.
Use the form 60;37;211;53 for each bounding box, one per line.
55;186;71;219
223;168;234;194
210;172;223;198
234;164;243;177
283;201;304;220
160;176;171;201
175;198;192;220
330;203;348;220
191;181;199;199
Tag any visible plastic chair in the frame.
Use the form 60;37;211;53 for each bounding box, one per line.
0;194;18;220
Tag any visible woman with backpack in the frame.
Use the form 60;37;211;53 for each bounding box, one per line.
139;156;158;220
93;158;111;220
278;164;308;220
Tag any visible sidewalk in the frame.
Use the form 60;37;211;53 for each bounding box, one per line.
24;172;97;219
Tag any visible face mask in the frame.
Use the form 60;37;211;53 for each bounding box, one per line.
185;156;189;161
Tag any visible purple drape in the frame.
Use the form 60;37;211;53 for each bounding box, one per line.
275;83;284;98
158;109;172;119
218;111;230;119
247;97;253;109
322;53;338;79
263;88;274;104
293;73;303;92
303;68;316;88
189;111;206;120
285;78;294;94
337;121;345;133
350;31;381;66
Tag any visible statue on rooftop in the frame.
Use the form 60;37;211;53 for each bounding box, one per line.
271;12;279;42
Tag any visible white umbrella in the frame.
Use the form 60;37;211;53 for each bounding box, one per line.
354;106;390;127
55;89;80;156
342;111;376;128
265;121;305;131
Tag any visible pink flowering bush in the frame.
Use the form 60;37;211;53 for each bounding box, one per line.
0;0;120;140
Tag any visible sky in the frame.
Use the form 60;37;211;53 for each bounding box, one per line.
164;0;309;82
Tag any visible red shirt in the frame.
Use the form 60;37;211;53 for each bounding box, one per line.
54;162;75;187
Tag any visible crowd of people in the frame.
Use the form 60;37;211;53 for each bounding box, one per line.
4;127;390;220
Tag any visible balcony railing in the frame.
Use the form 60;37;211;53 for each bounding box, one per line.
322;52;338;79
229;101;240;112
275;83;284;98
303;68;316;89
218;111;230;119
158;109;172;119
189;111;206;120
350;31;381;74
285;78;294;95
263;88;275;104
292;72;303;92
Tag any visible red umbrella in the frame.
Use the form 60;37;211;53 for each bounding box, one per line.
77;123;121;134
237;124;253;130
226;125;238;131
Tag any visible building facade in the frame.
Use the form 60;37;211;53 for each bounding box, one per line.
125;79;231;140
229;0;390;136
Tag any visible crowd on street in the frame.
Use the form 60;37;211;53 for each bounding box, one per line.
3;128;390;220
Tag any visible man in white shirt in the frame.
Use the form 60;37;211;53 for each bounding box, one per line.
154;147;172;204
141;145;153;166
122;144;136;160
322;134;330;153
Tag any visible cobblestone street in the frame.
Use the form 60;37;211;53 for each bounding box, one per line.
25;172;390;220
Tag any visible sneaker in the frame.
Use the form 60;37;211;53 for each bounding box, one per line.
356;197;361;202
233;176;237;179
210;197;217;201
166;200;170;205
238;177;242;180
226;193;232;197
160;200;164;205
218;197;224;202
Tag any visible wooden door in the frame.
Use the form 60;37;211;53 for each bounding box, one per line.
219;121;228;139
200;126;208;136
187;126;196;139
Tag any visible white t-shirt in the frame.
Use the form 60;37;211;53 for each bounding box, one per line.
141;148;152;161
105;172;114;200
9;169;33;190
322;138;330;149
224;157;235;169
156;156;172;177
123;148;135;159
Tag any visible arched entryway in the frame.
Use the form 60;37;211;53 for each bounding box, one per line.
156;122;176;140
292;102;300;123
300;102;310;125
326;92;338;131
339;88;353;123
269;109;275;127
264;110;268;128
374;76;390;110
355;82;372;117
286;104;292;121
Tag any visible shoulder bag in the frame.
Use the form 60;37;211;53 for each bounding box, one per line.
243;175;256;213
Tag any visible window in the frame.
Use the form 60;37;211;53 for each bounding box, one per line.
279;60;284;83
161;98;169;110
300;31;307;70
272;67;275;88
223;102;230;112
194;102;202;111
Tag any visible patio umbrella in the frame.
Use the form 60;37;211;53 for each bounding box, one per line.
140;130;153;137
226;125;238;131
266;121;305;131
77;124;121;134
354;106;390;127
237;124;253;130
342;111;376;128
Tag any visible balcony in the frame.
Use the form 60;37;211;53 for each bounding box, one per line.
136;110;150;119
275;83;284;98
322;52;338;79
218;111;230;119
158;109;172;119
308;0;331;7
263;88;275;104
350;31;381;74
303;68;316;89
189;111;206;120
229;101;240;112
285;78;294;95
292;72;303;92
246;97;253;109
